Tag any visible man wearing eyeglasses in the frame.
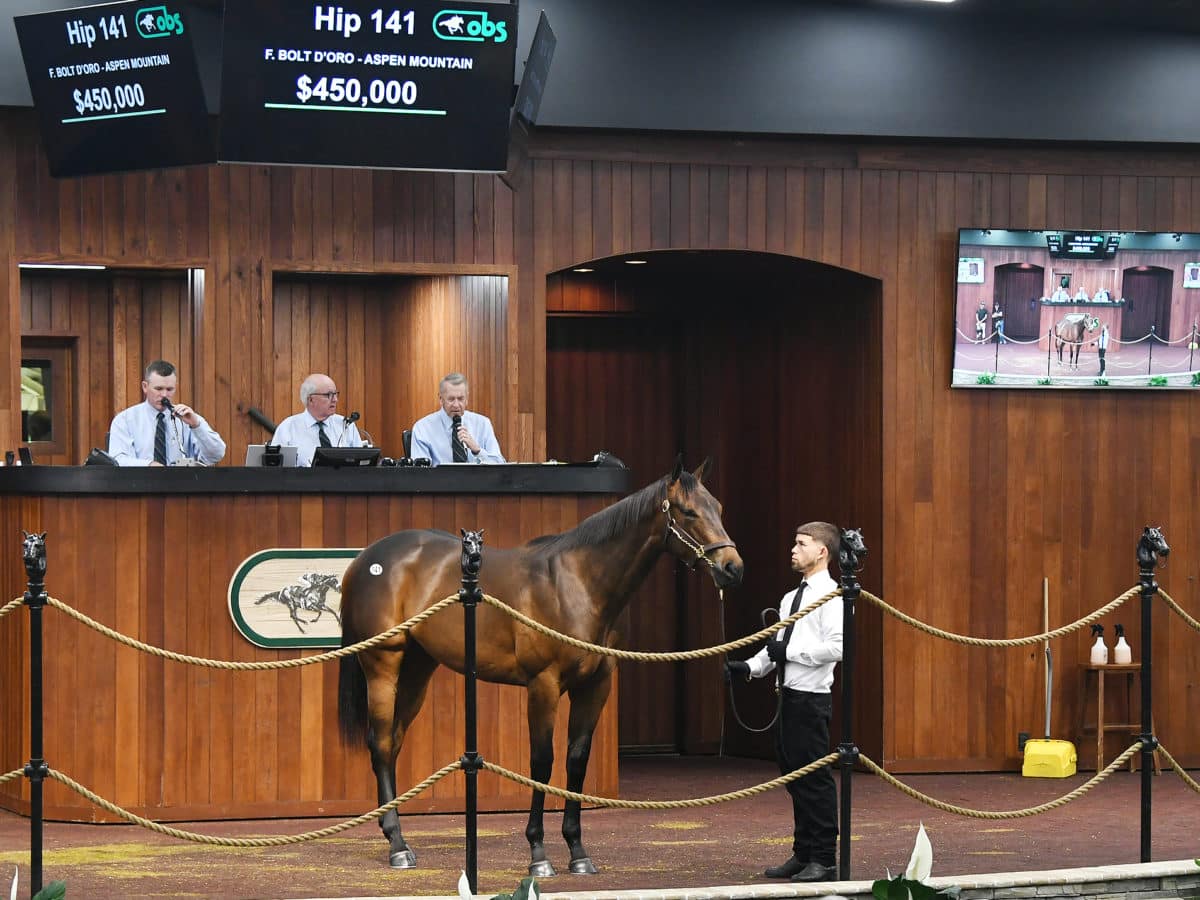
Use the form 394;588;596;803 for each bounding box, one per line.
271;374;362;466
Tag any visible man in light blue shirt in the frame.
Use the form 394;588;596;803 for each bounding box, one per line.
410;372;505;465
108;360;226;466
271;373;363;466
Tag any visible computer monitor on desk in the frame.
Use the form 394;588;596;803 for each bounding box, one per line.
312;447;381;468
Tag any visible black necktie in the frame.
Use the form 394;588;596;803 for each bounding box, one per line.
451;422;467;462
778;582;808;651
317;421;332;447
154;412;167;464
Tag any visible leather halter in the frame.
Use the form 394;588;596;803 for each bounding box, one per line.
661;499;737;571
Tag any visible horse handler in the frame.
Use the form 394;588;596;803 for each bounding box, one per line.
725;522;843;883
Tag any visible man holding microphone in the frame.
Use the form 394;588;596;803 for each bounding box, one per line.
108;360;226;466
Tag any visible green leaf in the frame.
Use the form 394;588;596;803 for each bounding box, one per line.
32;882;67;900
887;876;911;900
872;877;894;900
511;876;540;900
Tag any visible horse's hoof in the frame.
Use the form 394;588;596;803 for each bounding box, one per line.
389;849;417;869
568;857;598;875
529;860;556;878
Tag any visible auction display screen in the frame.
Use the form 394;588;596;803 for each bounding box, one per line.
219;1;517;172
14;1;214;177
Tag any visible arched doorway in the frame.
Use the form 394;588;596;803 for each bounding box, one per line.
993;262;1044;341
545;250;883;763
1121;266;1173;341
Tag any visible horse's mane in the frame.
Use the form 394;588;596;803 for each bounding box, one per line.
527;471;699;556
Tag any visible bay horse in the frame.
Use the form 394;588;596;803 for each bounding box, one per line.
1054;313;1099;369
337;458;743;875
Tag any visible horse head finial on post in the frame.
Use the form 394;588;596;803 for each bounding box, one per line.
21;531;47;582
839;527;867;575
460;528;484;585
1137;525;1169;576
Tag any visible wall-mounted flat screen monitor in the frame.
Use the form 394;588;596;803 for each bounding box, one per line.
14;0;215;177
219;0;517;171
953;229;1200;390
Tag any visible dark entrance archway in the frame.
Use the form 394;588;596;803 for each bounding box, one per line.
993;262;1044;341
1121;266;1173;341
545;249;883;765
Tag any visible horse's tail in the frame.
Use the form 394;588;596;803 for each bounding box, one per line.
254;591;278;605
337;651;370;746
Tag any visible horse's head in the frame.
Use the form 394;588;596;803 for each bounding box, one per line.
21;531;47;577
838;528;867;574
662;457;744;589
460;528;484;578
1137;525;1169;570
314;573;341;591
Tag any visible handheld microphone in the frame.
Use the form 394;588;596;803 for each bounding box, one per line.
160;396;174;417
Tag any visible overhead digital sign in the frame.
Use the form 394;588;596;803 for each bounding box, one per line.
1046;232;1121;259
14;0;215;177
218;0;517;172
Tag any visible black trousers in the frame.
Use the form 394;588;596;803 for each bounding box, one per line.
776;689;838;866
1098;348;1107;375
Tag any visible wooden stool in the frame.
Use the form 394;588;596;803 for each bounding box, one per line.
1078;664;1161;774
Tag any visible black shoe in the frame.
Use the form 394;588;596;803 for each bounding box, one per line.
791;862;836;883
763;856;806;878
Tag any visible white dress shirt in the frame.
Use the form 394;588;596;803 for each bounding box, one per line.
271;410;363;467
747;568;843;693
409;409;505;465
108;400;226;467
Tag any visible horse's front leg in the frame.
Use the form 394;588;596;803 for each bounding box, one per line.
525;676;560;878
561;666;613;875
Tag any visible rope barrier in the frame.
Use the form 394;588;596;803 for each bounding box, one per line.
43;593;460;670
482;752;840;809
43;761;461;847
1159;588;1200;632
1158;745;1200;795
1;597;24;621
0;769;24;786
860;585;1140;647
858;744;1141;819
479;589;838;661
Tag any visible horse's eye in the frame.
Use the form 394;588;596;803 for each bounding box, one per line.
682;507;699;519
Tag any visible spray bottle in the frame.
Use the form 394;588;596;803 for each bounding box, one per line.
1090;623;1108;665
1113;623;1132;664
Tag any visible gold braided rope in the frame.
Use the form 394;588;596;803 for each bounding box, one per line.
43;593;459;670
480;589;838;661
482;752;840;808
0;597;24;620
860;586;1140;647
1158;588;1200;632
44;762;461;847
0;769;24;786
858;744;1141;819
1158;745;1200;794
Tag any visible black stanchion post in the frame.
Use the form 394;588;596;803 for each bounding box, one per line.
21;531;49;896
837;528;866;883
1046;329;1052;379
993;331;1000;375
1147;326;1155;375
1135;527;1167;864
458;530;485;894
1190;323;1197;375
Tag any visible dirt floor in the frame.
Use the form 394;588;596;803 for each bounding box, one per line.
1;756;1197;899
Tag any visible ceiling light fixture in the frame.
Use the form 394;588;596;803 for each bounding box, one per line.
19;263;107;270
624;259;648;265
572;267;594;273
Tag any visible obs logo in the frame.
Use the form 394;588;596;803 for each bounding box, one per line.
433;9;508;43
136;5;184;37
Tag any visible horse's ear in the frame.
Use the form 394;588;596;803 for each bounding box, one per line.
692;457;713;484
477;528;485;538
461;528;468;538
670;454;684;484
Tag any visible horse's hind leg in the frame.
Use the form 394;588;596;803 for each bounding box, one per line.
362;643;438;868
561;668;613;875
524;676;561;878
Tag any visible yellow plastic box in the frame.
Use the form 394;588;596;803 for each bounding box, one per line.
1022;739;1077;778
